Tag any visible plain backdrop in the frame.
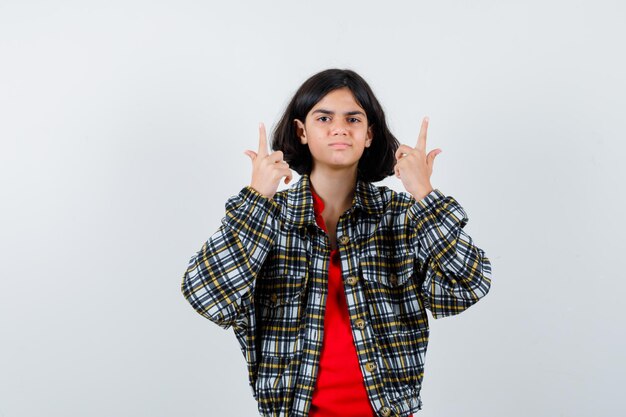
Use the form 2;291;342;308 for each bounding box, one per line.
1;1;625;416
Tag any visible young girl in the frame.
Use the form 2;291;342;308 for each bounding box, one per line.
181;68;492;417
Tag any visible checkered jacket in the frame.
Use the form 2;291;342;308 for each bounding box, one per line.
181;173;492;417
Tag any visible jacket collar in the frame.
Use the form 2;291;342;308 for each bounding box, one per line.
281;173;384;230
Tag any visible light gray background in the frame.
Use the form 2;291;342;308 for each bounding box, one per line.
1;0;624;416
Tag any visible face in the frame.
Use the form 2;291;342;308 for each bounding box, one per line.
294;87;373;174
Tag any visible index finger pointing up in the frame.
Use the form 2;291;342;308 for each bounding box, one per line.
416;116;429;151
258;122;269;157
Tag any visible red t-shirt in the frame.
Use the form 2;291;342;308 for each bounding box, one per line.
309;186;376;417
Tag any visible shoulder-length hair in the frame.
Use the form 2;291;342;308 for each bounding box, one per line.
271;68;400;183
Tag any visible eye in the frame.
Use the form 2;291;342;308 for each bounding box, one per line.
348;117;361;123
317;116;330;122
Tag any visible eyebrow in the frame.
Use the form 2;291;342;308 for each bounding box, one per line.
311;108;366;117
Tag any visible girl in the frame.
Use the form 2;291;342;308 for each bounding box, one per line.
181;68;492;417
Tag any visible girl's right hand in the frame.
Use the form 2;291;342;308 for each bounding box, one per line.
243;122;293;199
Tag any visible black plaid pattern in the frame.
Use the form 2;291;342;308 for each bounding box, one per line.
181;174;492;417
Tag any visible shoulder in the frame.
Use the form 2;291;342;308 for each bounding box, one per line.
374;184;414;206
365;183;451;222
271;188;290;207
365;182;417;218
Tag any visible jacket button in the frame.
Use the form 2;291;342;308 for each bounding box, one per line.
380;407;392;417
338;235;350;245
346;276;358;286
354;318;366;330
365;361;377;372
389;273;398;285
270;293;278;304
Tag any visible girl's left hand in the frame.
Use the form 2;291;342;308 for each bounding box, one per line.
394;117;442;201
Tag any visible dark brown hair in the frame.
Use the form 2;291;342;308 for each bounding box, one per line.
271;68;400;183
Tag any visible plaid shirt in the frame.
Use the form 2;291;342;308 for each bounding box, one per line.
181;173;492;417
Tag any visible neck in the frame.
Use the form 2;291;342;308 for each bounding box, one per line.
309;166;357;213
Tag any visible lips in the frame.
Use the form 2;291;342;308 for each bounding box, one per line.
329;142;351;148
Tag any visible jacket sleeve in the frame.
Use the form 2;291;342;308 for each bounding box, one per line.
181;186;281;329
407;189;492;319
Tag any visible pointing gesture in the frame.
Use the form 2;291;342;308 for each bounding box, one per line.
393;117;442;201
244;122;293;199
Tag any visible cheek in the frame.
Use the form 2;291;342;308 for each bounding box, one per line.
306;141;324;155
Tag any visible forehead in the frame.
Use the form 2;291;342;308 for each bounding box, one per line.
310;87;364;111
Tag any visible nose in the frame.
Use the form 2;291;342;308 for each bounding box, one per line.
331;120;349;135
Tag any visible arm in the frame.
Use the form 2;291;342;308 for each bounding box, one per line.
394;117;491;318
181;186;281;329
407;189;492;319
183;121;291;330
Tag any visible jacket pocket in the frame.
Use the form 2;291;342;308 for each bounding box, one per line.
359;252;428;334
255;272;305;313
360;252;415;287
377;328;428;393
256;273;305;308
255;273;305;358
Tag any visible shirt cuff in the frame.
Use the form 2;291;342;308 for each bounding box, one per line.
407;188;446;222
223;186;282;228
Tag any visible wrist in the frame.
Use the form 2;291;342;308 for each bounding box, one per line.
248;184;274;200
410;185;434;201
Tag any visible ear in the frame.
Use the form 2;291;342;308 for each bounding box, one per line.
294;119;307;144
365;125;373;147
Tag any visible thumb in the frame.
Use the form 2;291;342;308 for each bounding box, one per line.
244;150;257;161
428;149;442;166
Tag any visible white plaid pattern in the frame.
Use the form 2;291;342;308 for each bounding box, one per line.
182;174;492;417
